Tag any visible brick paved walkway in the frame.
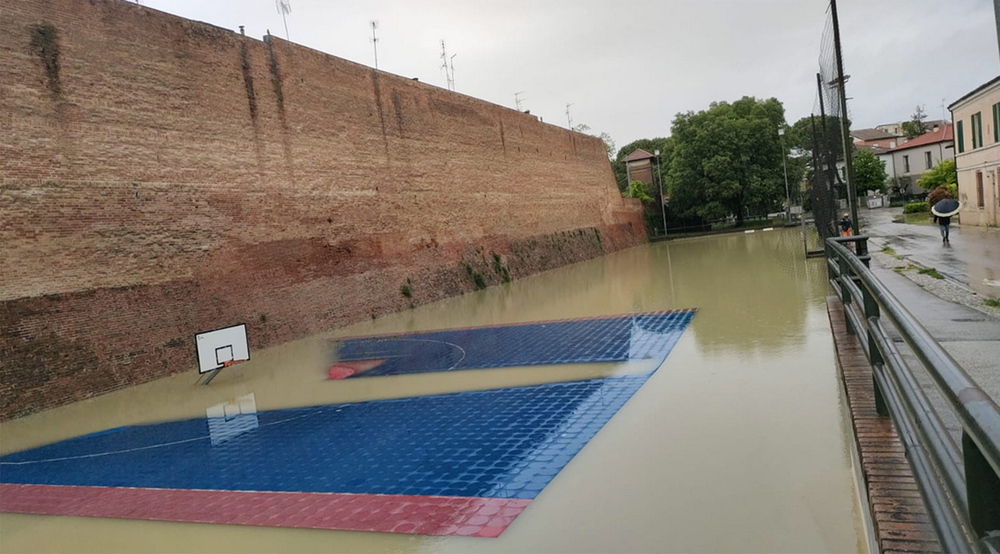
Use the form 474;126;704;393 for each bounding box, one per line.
827;296;942;553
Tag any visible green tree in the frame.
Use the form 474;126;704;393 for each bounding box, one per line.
901;105;928;139
572;124;616;160
852;149;888;194
624;179;653;203
917;159;957;190
665;96;786;226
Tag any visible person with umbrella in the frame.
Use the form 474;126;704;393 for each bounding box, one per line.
931;198;961;244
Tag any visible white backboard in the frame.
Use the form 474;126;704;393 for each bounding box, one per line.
195;324;249;373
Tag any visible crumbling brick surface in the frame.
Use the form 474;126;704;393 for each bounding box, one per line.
0;0;644;420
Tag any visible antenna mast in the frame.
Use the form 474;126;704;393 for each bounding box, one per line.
370;21;379;69
566;103;574;129
276;0;291;40
514;91;525;112
440;41;455;91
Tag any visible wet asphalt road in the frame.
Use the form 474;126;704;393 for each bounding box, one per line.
853;206;1000;440
860;207;1000;300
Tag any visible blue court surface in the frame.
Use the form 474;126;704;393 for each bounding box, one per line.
333;310;695;378
1;310;696;536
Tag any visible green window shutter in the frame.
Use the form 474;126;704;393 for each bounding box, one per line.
994;103;999;143
977;112;984;149
957;120;964;153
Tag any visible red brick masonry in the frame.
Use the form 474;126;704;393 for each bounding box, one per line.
0;0;645;419
826;296;942;553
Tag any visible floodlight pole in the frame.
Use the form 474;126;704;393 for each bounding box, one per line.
655;149;667;236
779;128;790;221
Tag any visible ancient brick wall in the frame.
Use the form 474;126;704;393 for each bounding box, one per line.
0;0;645;420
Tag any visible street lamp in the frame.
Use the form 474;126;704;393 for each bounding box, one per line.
655;149;667;236
778;128;790;221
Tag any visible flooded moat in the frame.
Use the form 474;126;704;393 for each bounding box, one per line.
0;228;870;553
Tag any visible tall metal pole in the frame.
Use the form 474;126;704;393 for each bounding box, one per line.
817;73;837;237
995;0;1000;66
656;149;667;236
371;21;379;70
779;128;790;221
830;0;860;234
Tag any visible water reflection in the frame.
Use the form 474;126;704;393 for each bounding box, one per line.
0;228;866;553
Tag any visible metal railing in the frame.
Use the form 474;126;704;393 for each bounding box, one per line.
825;236;1000;553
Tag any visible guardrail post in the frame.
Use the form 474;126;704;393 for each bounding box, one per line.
838;255;855;335
862;286;889;416
855;237;870;268
963;432;1000;539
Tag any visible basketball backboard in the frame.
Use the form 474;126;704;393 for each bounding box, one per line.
195;324;249;374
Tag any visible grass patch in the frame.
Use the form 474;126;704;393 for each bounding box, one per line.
472;272;486;290
985;299;1000;309
901;212;932;224
881;246;899;258
400;284;412;298
918;267;944;280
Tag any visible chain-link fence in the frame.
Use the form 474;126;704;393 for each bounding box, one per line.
808;1;857;241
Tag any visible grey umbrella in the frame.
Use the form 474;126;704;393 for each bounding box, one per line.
931;198;961;217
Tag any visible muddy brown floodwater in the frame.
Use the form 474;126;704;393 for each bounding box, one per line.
0;227;870;553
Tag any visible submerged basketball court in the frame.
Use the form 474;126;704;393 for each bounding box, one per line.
0;230;870;553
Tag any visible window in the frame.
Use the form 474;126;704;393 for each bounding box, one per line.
903;155;910;173
977;172;984;208
993;102;999;143
957;120;965;153
925;151;932;169
972;112;983;149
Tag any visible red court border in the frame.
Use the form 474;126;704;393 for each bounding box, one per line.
0;484;530;538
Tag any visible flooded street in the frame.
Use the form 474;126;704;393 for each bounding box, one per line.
0;228;869;553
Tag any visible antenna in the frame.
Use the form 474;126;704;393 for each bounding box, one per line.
450;54;457;90
276;0;291;40
514;91;525;111
370;21;379;70
566;103;574;129
940;98;948;122
440;40;454;91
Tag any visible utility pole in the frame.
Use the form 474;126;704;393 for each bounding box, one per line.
370;21;379;70
514;92;525;112
830;0;860;235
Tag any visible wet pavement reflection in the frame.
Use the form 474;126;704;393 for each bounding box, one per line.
862;207;1000;300
0;227;868;553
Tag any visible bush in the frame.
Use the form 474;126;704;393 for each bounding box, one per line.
903;202;928;214
926;184;956;208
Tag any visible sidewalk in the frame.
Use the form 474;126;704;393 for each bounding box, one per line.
852;207;1000;439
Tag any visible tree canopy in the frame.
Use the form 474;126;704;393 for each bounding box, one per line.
853;149;889;194
665;96;787;225
901;105;928;139
917;159;957;191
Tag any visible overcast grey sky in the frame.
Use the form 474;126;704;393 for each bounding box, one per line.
142;0;998;152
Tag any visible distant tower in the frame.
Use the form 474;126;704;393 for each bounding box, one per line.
566;103;574;129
